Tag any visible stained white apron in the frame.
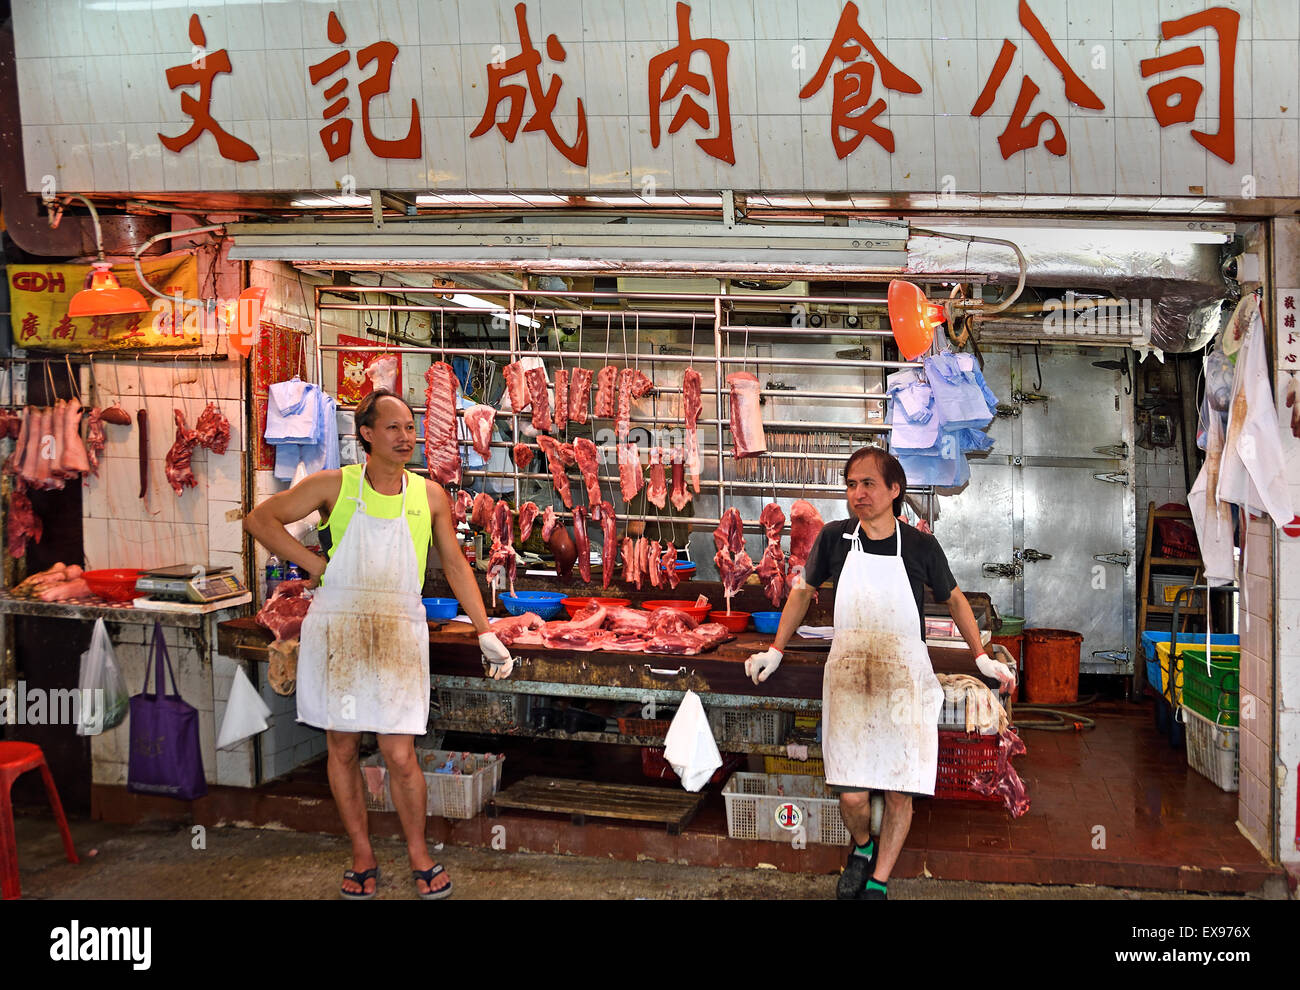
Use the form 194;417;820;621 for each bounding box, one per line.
297;467;430;735
822;522;944;794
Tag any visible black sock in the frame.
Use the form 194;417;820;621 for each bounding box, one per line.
864;877;887;893
853;839;875;859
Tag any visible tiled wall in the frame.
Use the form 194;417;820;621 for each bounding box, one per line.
1273;219;1300;866
1134;439;1189;571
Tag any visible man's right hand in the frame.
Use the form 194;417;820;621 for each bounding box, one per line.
745;647;783;685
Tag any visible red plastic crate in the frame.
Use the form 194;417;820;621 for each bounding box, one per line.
641;747;743;786
934;730;1001;802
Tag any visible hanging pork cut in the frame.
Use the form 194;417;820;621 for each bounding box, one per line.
727;372;766;458
683;367;703;493
486;499;516;600
423;361;461;486
573;505;592;584
787;498;824;591
594;501;617;589
195;401;231;455
620;536;637;585
536;435;576;508
646;447;667;509
713;507;745;554
6;479;40;558
669;448;691;510
453;488;474;526
165;409;201;496
594;366;619;418
541;505;559;542
757;502;788;607
503;361;530;412
525;366;553;433
568;367;593;424
58;398;91;476
553;369;569;432
618;442;644;503
574;437;602;507
85;408;106;477
512;442;534;471
661;542;680;590
518;501;540;543
647;539;662;589
464;404;497;458
471;491;496;530
616;367;653;442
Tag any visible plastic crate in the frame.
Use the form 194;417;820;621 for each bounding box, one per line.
641;748;743;785
359;749;505;818
706;707;792;745
721;773;851;846
1181;706;1239;792
617;704;676;737
1151;642;1240;705
1180;674;1239;727
1141;631;1238;664
434;688;530;728
763;756;826;776
938;693;1000;735
934;731;1001;802
1181;648;1241;692
1151;572;1202;607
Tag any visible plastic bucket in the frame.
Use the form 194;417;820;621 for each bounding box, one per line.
998;614;1026;636
1022;628;1082;704
990;632;1024;703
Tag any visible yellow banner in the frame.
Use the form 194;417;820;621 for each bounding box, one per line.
6;256;201;352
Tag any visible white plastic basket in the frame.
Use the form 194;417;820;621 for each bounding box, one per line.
360;749;505;818
937;694;1000;735
722;772;851;846
434;688;530;728
1181;705;1239;792
706;707;791;745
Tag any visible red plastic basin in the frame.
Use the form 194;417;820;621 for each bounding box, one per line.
708;610;751;632
642;600;712;622
81;568;142;603
560;596;631;618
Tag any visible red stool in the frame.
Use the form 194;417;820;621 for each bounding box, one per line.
0;742;80;899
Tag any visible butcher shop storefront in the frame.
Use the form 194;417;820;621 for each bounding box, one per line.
2;0;1298;898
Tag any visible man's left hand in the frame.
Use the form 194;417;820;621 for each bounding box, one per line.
479;631;514;680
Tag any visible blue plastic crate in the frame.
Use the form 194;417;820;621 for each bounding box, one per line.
1141;631;1237;663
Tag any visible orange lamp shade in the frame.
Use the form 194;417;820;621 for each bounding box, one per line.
67;262;150;318
887;279;946;361
226;286;268;358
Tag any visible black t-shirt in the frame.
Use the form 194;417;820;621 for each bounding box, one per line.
801;518;958;638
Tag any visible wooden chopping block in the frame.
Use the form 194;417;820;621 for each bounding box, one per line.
268;638;299;696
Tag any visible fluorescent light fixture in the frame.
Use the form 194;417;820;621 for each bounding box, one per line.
449;293;540;328
291;196;370;208
919;223;1232;246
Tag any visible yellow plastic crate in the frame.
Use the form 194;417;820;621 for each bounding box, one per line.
1154;642;1240;705
763;756;826;776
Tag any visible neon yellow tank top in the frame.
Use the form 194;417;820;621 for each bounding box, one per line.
319;463;432;582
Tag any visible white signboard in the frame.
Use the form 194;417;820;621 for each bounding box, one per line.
13;0;1300;199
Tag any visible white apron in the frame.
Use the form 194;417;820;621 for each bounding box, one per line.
822;523;944;794
297;468;431;735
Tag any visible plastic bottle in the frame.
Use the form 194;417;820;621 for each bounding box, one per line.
285;562;302;582
265;554;283;599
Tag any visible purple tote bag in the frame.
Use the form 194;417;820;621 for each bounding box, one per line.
127;621;208;800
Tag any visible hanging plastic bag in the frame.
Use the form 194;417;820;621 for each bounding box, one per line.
888;398;941;450
217;666;273;749
284;460;322;542
663;690;722;792
76;618;129;736
923;352;997;431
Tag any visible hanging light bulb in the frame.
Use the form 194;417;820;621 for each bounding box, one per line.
63;196;149;317
226;286;268;358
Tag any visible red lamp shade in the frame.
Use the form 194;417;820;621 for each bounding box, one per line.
67;262;149;318
226;286;268;358
887;280;946;361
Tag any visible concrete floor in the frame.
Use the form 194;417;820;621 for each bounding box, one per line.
11;813;1272;900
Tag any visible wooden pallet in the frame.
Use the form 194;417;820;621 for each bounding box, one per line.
489;776;705;834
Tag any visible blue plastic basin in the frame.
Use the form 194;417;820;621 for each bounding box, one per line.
752;611;782;634
501;591;566;619
422;597;460;621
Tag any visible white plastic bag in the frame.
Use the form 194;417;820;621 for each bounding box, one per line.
217;666;273;749
76;618;129;736
285;460;322;542
662;690;722;792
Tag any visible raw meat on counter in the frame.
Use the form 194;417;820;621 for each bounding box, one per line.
786;498;824;591
35;578;93;602
256;579;313;642
536;435;577;508
726;372;766;458
423;362;462;486
525;366;552;433
195;402;231;454
594;366;618;418
568;367;593;424
572;505;592;584
683;367;703;492
490;601;733;656
165;409;201;496
646;447;667;509
464;404;497;458
757;502;788;607
517;501;540;542
553;369;569;432
489;611;546;647
618;442;644;503
453;489;474;527
574;437;602;508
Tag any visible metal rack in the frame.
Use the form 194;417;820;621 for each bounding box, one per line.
312;284;925;530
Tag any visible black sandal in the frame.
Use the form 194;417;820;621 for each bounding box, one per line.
413;864;453;900
340;866;380;900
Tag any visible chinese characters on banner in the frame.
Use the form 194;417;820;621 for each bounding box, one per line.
156;1;1243;172
6;257;201;353
1278;290;1300;369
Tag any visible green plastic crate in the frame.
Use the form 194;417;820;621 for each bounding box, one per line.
1180;674;1238;726
1180;648;1240;693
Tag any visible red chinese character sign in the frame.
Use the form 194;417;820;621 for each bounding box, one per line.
1278;290;1300;370
649;2;734;165
471;2;588;167
970;0;1104;158
800;1;922;157
1139;7;1240;164
159;14;259;162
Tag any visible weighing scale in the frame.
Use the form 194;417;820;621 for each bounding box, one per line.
134;564;247;604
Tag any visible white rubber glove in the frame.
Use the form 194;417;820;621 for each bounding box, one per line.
975;651;1016;692
479;632;514;680
745;647;783;685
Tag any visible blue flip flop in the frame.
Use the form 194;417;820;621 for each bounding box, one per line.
340;866;380;900
413;864;453;900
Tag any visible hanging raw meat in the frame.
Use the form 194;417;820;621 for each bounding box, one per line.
713;507;745;554
512;442;534;471
3;406;29;477
6;479;41;558
58;398;91;475
165;409;201;496
646;447;667;509
787;498;824;591
503;361;530;412
549;520;577;581
525;366;553;433
554;369;569;432
713;507;752;607
620;536;637;585
518;500;540;542
594;366;619;418
574;437;602;507
464;404;496;458
618;442;644;503
541;505;559;542
669;448;691;510
423;362;461;486
364;354;399;393
573;505;592;583
646;539;662;589
594;501;617;589
471;491;496;530
683;367;702;493
568;367;593;424
757;502;788;607
85;408;106;477
661;542;680;590
536;435;577;508
195;401;231;455
727;372;766;458
616;367;654;441
486;500;517;601
453;488;474;526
